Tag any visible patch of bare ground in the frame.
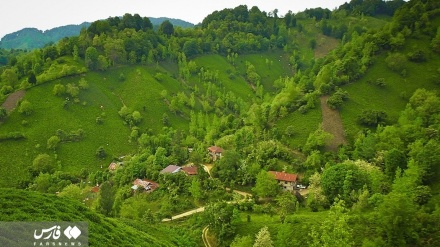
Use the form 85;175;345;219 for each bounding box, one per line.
320;96;347;151
314;33;340;59
1;90;26;113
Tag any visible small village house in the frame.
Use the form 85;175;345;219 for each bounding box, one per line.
181;165;198;176
208;146;223;161
160;165;181;174
269;171;298;191
131;179;159;192
108;162;122;172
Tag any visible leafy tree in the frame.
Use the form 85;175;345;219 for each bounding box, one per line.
252;170;279;198
85;46;99;70
384;148;406;179
58;184;83;202
97;181;115;216
47;135;60;150
66;83;79;98
53;84;66;96
132;111;142;124
385;52;407;73
303;125;333;153
1;68;18;86
189;178;203;201
31;154;55;175
212;150;242;184
321;162;368;204
203;202;239;245
33;173;52;193
253;226;273;247
231;235;253;247
159;20;174;36
309;200;353;247
276;191;298;222
183;40;199;58
78;78;89;90
18;100;33;116
358;109;387;126
27;71;37;85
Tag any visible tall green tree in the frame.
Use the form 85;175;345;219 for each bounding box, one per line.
203;202;239;245
309;200;353;247
253;226;273;247
159;20;174;36
85;46;99;70
252;170;279;198
97;181;115;216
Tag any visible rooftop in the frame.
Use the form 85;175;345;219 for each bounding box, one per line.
268;171;298;182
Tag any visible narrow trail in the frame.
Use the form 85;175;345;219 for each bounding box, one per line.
202;227;212;247
1;90;25;113
320;96;348;151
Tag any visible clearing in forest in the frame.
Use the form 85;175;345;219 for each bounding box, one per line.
320;96;347;151
1;90;25;112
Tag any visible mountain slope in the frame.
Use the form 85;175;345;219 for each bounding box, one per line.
0;23;91;50
0;17;194;50
0;188;179;247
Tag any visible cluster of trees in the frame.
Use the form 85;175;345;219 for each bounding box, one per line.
3;0;440;246
338;0;406;17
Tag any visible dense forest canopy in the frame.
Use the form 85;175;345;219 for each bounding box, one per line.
1;0;440;246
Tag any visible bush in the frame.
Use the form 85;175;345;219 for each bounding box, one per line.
385;52;407;73
357;110;388;126
47;136;60;150
53;84;66;96
407;50;426;63
327;89;349;109
0;132;25;141
18;100;33;116
96;146;107;159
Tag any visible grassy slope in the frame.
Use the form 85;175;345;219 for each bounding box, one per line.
341;37;440;138
0;188;177;247
0;65;189;187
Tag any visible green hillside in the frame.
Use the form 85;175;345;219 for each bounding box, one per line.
1;1;440;246
0;188;193;246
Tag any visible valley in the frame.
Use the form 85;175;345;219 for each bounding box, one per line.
1;1;440;246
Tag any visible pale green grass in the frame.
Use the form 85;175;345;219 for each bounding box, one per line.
340;37;440;138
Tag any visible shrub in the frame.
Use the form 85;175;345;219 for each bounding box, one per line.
358;110;388;126
96;146;107;159
0;132;25;141
327;89;349;109
407;50;426;63
385;52;407;73
53;84;66;96
18;100;33;116
47;136;60;150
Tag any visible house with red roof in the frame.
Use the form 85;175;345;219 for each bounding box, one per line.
208;146;224;161
268;171;298;191
181;165;198;176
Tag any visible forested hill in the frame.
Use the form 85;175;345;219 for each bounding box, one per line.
0;17;194;51
0;23;91;50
